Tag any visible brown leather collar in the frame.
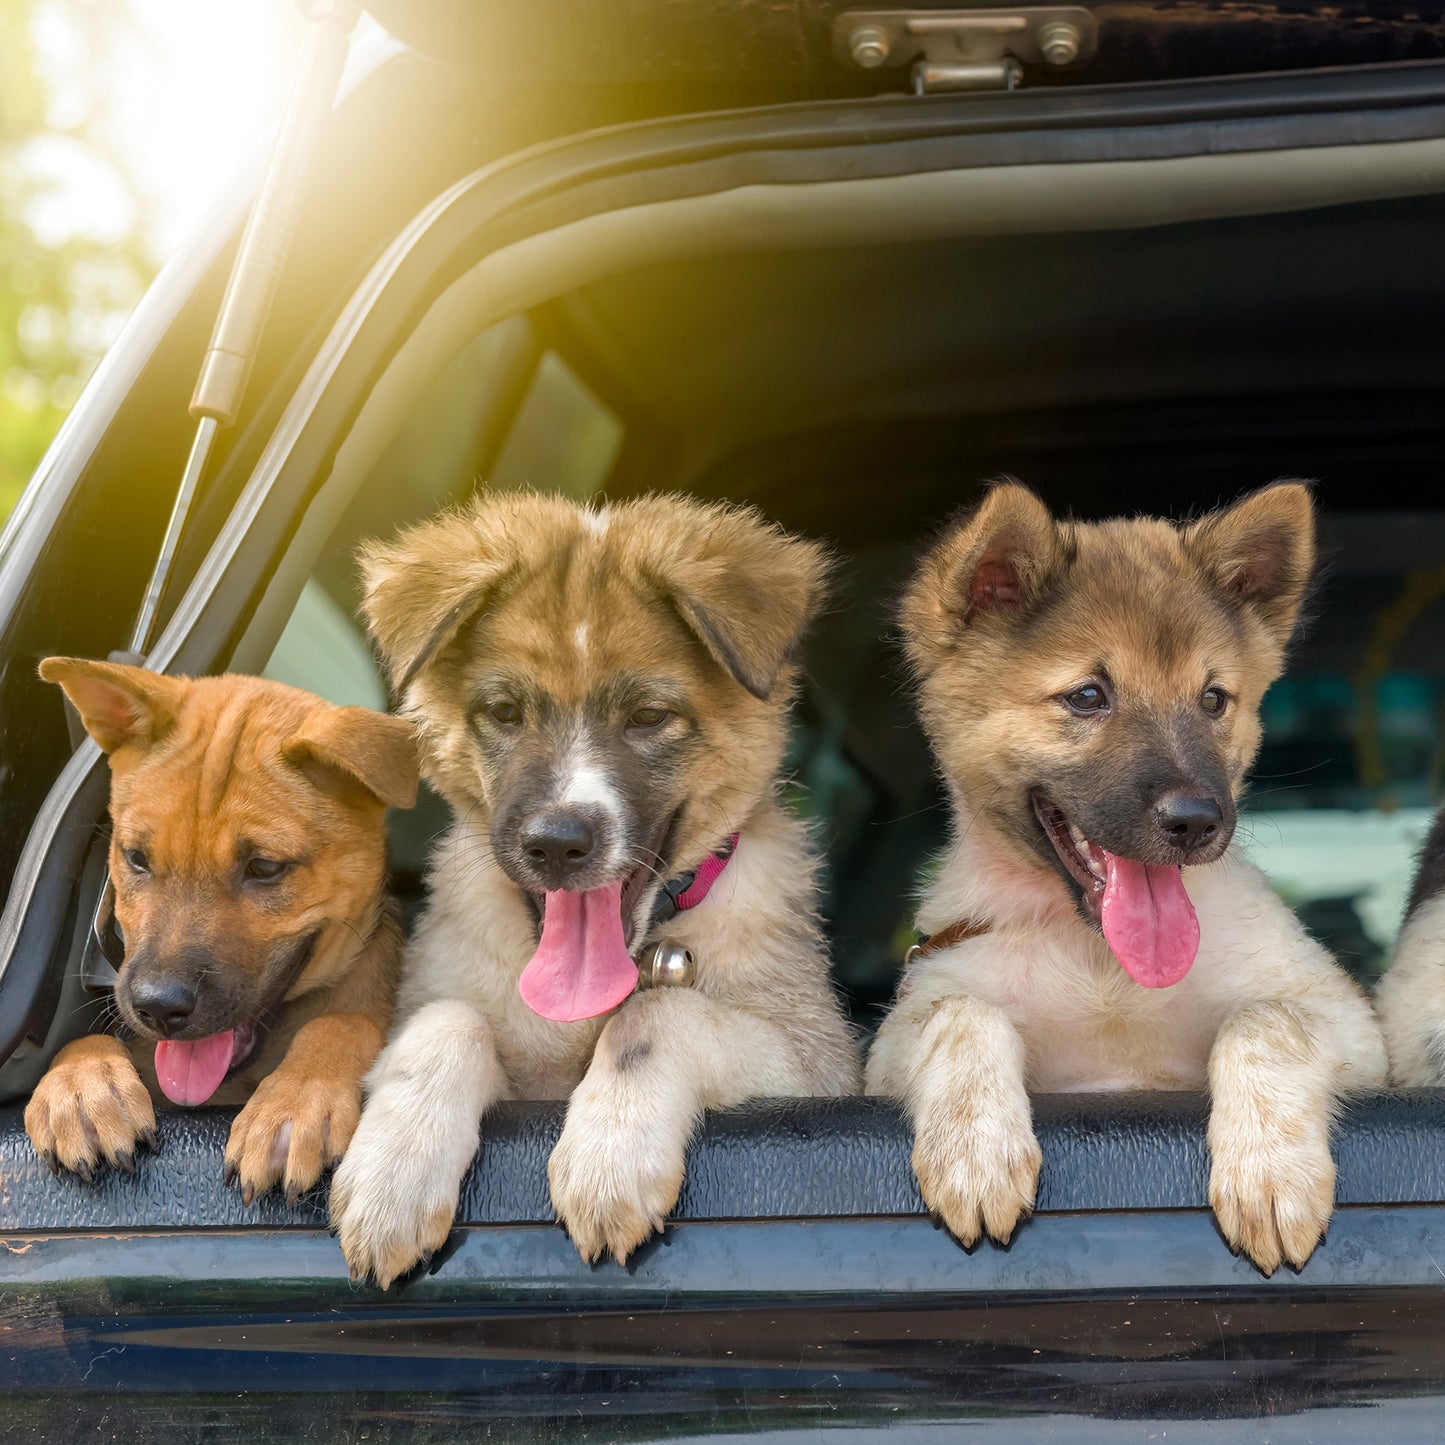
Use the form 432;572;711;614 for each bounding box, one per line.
904;917;992;966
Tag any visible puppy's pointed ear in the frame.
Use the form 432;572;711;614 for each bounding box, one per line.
358;499;517;697
1183;481;1315;644
643;502;830;701
38;657;184;754
900;481;1064;669
285;706;420;811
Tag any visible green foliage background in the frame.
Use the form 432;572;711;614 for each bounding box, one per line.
1;0;153;523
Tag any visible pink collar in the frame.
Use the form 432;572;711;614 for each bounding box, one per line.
657;834;739;920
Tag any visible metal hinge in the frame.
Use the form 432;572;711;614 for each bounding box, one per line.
835;7;1098;93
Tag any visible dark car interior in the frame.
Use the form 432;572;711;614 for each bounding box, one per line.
256;193;1445;1025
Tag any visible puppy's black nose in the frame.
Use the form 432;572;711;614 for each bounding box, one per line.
520;810;596;885
1154;791;1224;853
129;978;197;1037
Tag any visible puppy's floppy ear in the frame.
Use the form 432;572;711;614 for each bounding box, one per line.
900;480;1064;669
38;657;185;754
1183;481;1316;645
285;706;420;811
358;498;518;697
642;501;830;702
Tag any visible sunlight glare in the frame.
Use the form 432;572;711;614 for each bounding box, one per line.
37;0;306;261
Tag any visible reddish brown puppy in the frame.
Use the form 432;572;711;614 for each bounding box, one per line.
25;662;418;1205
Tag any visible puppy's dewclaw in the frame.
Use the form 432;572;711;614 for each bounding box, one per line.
335;492;859;1280
29;660;415;1200
869;480;1385;1273
224;1013;383;1206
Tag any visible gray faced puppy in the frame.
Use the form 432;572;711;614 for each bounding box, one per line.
331;490;860;1285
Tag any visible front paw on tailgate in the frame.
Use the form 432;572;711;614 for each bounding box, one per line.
911;1109;1042;1248
1209;1135;1335;1276
548;1121;683;1266
224;1071;362;1207
25;1043;158;1181
329;1123;460;1289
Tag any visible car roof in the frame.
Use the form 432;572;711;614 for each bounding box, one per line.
365;0;1445;92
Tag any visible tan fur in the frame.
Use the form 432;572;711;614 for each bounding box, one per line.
25;661;418;1204
899;484;1309;837
868;482;1386;1275
330;491;860;1285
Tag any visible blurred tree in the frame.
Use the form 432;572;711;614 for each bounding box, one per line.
1;0;153;522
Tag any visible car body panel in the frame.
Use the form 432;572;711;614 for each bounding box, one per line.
6;1095;1445;1435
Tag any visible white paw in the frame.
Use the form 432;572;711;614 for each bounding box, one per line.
911;1093;1042;1248
329;1096;471;1288
1209;1119;1335;1276
548;1101;686;1265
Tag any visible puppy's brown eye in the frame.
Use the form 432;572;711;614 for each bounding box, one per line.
245;858;290;883
628;706;671;730
122;848;150;875
1201;687;1229;716
486;701;523;727
1062;684;1109;716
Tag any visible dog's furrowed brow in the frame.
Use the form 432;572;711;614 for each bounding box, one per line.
1039;660;1113;698
467;675;550;722
589;675;691;715
233;836;315;867
466;673;691;722
468;671;535;700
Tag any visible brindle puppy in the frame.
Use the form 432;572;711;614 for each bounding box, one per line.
25;663;418;1204
866;481;1385;1276
331;491;860;1286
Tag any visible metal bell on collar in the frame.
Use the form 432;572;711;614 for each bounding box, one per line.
639;940;696;990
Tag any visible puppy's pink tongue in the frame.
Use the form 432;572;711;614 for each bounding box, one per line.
154;1031;236;1106
1099;851;1200;988
519;881;638;1022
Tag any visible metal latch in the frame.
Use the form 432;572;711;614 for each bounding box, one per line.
835;8;1098;93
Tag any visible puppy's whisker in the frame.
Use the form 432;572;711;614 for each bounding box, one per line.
334;917;368;951
1241;783;1313;805
53;995;115;1029
1250;761;1333;781
708;800;741;846
953;781;1007;850
875;798;946;827
620;855;666;884
451;851;504;881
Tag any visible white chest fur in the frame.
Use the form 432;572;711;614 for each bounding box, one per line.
903;844;1345;1092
